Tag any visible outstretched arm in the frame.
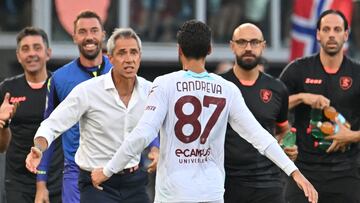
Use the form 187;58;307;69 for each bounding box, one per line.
291;170;318;203
26;83;88;173
26;137;48;173
35;77;59;199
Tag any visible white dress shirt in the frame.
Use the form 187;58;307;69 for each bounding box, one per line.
35;70;152;171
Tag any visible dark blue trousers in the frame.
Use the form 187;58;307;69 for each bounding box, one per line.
79;168;149;203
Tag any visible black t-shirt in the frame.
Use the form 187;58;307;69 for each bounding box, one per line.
280;54;360;174
222;70;289;188
0;74;63;193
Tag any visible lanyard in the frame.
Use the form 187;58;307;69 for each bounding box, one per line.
77;57;106;78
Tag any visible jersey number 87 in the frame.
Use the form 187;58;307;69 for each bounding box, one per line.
174;95;226;144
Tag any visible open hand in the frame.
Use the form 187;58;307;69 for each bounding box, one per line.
25;147;43;173
325;118;353;153
147;147;159;173
292;170;318;203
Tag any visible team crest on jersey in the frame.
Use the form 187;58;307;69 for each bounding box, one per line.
260;89;272;103
339;76;352;90
148;85;158;96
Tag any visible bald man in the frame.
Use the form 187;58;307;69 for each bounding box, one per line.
221;23;298;203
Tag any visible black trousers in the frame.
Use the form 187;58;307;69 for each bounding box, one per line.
5;188;61;203
224;177;285;203
285;168;360;203
79;168;149;203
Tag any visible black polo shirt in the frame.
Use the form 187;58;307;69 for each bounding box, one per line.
222;70;289;188
280;54;360;175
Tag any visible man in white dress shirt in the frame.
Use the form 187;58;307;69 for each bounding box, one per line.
25;28;158;203
90;20;319;203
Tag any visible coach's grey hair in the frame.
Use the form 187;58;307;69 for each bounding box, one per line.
107;28;142;56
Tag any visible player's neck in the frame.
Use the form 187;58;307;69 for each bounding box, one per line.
25;68;48;83
319;49;343;71
112;70;136;107
233;65;259;81
111;69;136;96
183;58;206;73
79;54;103;68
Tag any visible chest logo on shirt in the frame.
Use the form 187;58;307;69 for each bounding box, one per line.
148;85;158;96
339;76;352;90
305;78;322;85
260;89;272;103
10;96;26;103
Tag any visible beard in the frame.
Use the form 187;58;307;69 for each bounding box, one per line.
236;53;261;71
320;39;344;57
78;39;102;60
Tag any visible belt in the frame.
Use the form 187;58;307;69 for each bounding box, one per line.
116;165;139;175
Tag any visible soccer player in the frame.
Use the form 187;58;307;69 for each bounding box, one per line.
222;23;298;203
280;10;360;203
90;20;318;203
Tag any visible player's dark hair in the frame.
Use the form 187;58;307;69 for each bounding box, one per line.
73;10;103;33
316;9;348;31
16;27;49;49
177;20;211;59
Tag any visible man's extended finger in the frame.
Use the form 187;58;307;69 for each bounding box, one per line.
310;185;318;203
324;135;335;140
92;183;103;190
2;93;10;105
326;143;336;153
96;185;103;190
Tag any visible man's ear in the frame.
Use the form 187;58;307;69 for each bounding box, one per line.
16;50;21;64
102;31;106;41
46;48;52;61
178;45;183;56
